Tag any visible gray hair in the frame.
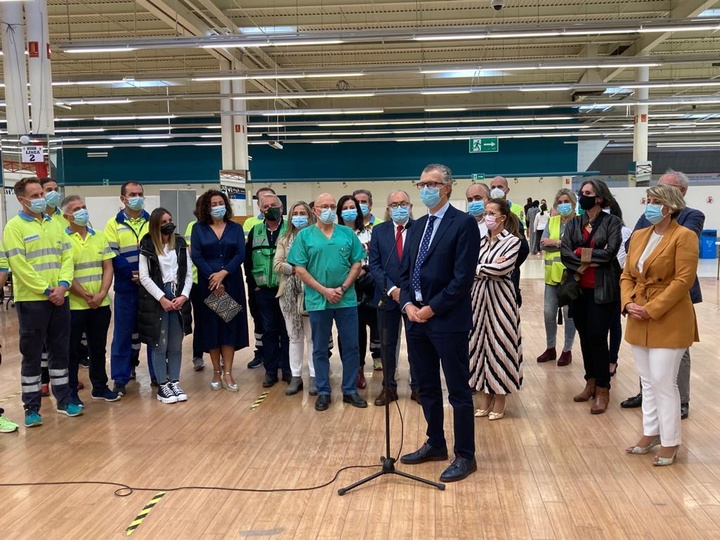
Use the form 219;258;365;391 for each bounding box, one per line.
386;190;410;205
422;163;453;184
258;192;281;206
466;183;490;198
662;168;690;189
352;189;373;204
61;194;83;212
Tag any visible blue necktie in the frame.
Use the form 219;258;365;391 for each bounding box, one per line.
411;215;437;296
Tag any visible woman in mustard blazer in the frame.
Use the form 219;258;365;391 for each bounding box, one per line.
621;184;699;467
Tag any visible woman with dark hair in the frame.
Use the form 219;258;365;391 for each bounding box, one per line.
607;199;632;376
191;190;249;391
274;201;317;396
561;179;622;414
622;184;698;466
138;208;193;404
469;198;523;421
337;194;380;388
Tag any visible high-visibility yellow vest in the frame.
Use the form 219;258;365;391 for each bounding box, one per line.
184;220;198;285
3;212;73;301
66;227;116;310
104;210;150;292
544;215;566;286
48;207;69;230
0;239;8;273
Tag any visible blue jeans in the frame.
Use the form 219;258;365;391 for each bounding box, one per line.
150;284;184;384
543;284;576;351
309;306;359;396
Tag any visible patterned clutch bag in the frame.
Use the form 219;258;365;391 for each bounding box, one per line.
204;291;243;323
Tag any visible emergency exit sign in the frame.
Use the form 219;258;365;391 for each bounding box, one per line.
469;137;499;153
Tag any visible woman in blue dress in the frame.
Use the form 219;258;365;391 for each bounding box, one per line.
191;190;249;391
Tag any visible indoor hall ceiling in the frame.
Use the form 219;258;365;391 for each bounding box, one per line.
0;0;718;149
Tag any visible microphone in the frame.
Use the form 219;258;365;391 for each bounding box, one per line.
378;220;411;308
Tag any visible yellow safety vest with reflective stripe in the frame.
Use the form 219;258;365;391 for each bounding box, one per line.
66;227;116;310
104;210;150;292
544;215;566;286
48;206;69;229
3;212;73;302
184;220;198;285
0;239;8;273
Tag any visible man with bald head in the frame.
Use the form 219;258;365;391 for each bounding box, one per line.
466;183;490;238
489;175;525;222
621;169;704;419
288;193;368;411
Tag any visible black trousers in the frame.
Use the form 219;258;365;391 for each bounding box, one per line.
70;306;112;393
407;325;475;460
189;282;204;359
572;288;618;389
255;287;290;377
247;287;265;356
17;300;72;411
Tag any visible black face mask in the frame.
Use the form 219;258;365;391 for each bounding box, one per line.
578;195;597;211
160;222;176;235
264;207;282;221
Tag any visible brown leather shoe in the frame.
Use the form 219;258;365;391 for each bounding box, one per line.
557;350;572;366
374;387;399;406
573;378;596;402
356;368;367;389
410;389;420;403
591;386;610;414
536;347;557;363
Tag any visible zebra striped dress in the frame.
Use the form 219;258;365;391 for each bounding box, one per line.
469;229;524;394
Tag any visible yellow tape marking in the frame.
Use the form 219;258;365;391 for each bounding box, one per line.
125;491;166;536
250;391;270;410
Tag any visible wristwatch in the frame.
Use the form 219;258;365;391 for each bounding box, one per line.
340;284;348;293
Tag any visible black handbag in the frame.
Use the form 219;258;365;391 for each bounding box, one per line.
557;270;582;307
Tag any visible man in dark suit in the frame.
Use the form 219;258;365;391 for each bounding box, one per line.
621;169;704;420
368;190;419;406
398;163;481;483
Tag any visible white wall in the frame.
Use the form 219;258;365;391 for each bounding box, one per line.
613;186;720;231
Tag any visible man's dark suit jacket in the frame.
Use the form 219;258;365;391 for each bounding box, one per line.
399;204;480;333
630;207;704;304
368;218;413;310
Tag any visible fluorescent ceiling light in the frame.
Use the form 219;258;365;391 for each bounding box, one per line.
638;24;720;33
200;134;222;138
310;140;341;144
140;144;169;148
192;72;363;82
507;105;553;110
260;108;384;116
657;141;720;147
136;126;174;131
87;145;114;149
62;98;133;105
424;107;469;112
699;10;720;17
194;142;222;146
420;89;472;95
520;86;572;92
55;128;105;133
201;39;344;49
53;80;125;86
94;114;176;121
238;26;297;35
64;47;137;54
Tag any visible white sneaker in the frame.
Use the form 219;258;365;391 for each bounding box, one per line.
157;383;178;404
169;381;187;402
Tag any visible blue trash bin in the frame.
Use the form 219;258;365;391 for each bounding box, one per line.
700;230;717;259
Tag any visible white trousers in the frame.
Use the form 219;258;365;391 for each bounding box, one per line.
632;345;684;446
280;305;315;377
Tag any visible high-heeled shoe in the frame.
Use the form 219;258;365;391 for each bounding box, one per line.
210;370;222;391
222;372;239;392
474;408;491;417
625;436;660;455
653;448;678;466
488;411;505;421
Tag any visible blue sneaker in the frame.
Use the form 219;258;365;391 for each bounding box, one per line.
91;388;121;402
57;402;84;417
71;393;85;409
24;410;43;428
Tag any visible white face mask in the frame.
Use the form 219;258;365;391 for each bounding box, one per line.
490;188;505;199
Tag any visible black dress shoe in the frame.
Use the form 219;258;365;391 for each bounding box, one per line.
262;374;279;388
400;443;448;465
247;355;263;369
681;403;689;420
281;372;292;384
440;457;477;483
342;393;368;408
315;394;331;411
373;388;399;406
621;393;642;409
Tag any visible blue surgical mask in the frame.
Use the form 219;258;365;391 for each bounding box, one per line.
644;203;665;225
319;208;336;224
390;205;410;223
27;197;47;214
490;188;505;199
72;209;90;226
359;203;370;217
291;216;309;229
557;202;573;217
44;191;61;208
467;200;485;217
341;209;358;222
420;187;442;208
126;196;145;211
210;205;227;219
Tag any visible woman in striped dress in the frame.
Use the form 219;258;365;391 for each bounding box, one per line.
469;198;524;421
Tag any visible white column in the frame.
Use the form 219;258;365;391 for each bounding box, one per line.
25;0;54;135
1;1;30;135
231;70;249;170
219;58;234;171
633;65;649;163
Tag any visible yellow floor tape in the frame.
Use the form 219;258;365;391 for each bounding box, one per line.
250;391;270;410
125;491;166;536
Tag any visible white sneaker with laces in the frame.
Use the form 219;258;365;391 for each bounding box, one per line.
169;381;187;402
157;382;178;404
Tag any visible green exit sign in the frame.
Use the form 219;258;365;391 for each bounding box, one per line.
469;137;499;153
471;173;485;181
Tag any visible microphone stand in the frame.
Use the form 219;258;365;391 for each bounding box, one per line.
338;220;444;495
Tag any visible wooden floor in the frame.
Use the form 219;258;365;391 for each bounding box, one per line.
2;260;720;539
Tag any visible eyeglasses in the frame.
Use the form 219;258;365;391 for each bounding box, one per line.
318;204;337;211
416;182;444;190
388;202;410;209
